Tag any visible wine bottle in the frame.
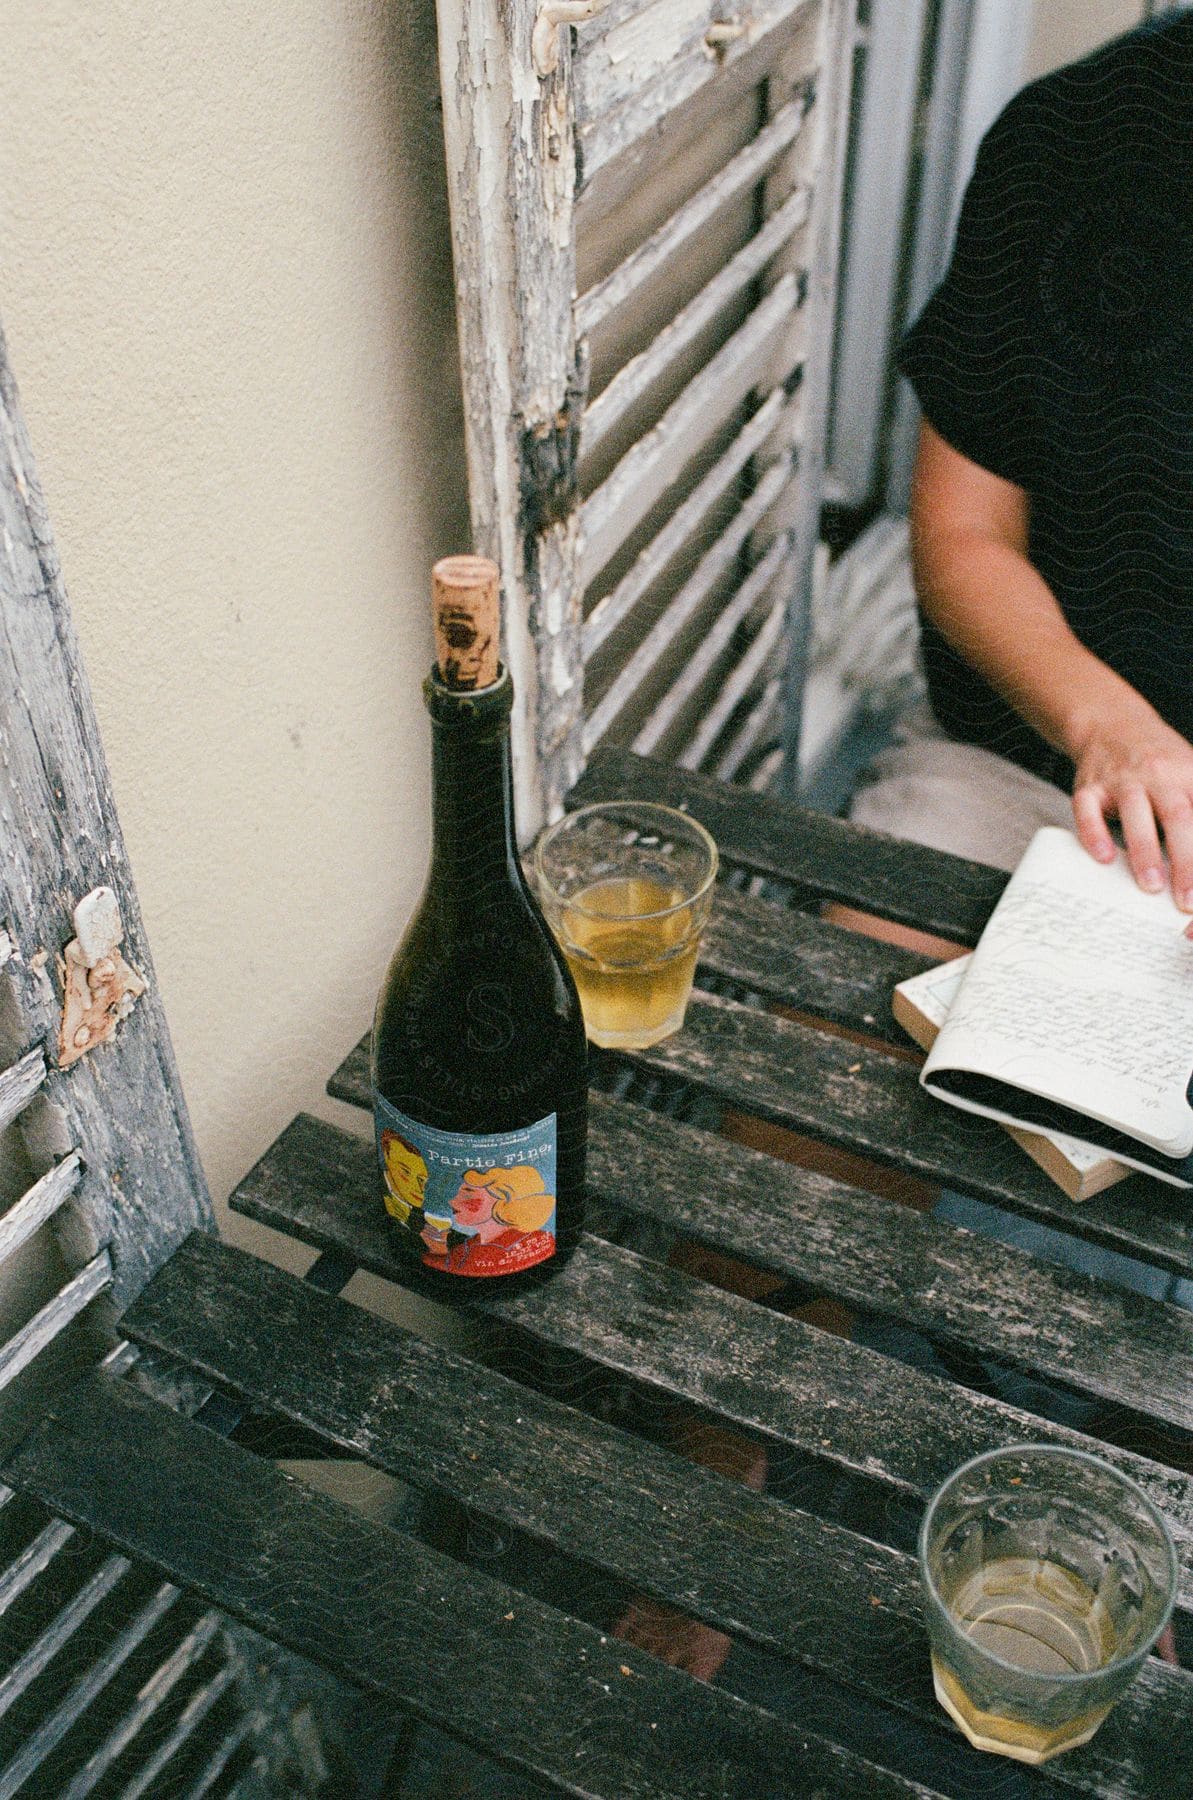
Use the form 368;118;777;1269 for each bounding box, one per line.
371;556;587;1298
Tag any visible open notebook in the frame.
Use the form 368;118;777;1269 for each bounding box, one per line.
920;827;1193;1189
893;957;1128;1200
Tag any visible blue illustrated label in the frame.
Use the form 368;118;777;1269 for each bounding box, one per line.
374;1095;557;1278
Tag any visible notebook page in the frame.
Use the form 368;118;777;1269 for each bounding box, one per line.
923;828;1193;1155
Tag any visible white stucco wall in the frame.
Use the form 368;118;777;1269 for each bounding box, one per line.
0;1;470;1259
1024;0;1146;83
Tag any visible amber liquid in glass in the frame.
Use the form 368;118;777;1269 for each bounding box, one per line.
934;1556;1118;1757
560;876;700;1049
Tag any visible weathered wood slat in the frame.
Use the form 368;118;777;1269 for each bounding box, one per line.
329;1004;1193;1273
0;1515;74;1613
583;462;791;750
58;1609;224;1800
574;0;725;126
179;1707;262;1800
118;1660;238;1800
3;1375;948;1800
715;674;782;780
226;1113;1193;1596
435;0;587;830
582;387;792;657
582;187;811;464
0;1250;112;1392
0;1576;182;1800
99;1337;140;1378
768;0;854;786
0;1048;44;1136
678;592;786;769
0;1152;82;1267
619;993;1193;1277
219;1761;271;1800
0;1553;132;1723
572;0;686;52
222;1764;269;1800
575;0;817;190
575;101;807;339
569;747;1007;938
121;1233;1192;1800
698;883;929;1038
359;875;928;1044
633;533;792;756
580;284;799;586
583;1096;1193;1433
637;988;1193;1271
0;321;211;1301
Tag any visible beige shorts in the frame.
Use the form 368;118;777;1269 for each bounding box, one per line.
848;704;1073;871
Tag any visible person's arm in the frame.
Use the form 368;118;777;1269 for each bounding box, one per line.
910;420;1193;916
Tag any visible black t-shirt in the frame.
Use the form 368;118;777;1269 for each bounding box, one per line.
899;15;1193;785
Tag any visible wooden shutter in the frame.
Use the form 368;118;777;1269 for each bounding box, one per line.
0;326;337;1798
437;0;854;833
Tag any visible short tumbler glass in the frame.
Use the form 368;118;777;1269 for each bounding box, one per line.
918;1445;1177;1765
534;801;717;1050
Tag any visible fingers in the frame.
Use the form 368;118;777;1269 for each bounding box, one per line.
1071;785;1117;863
1117;786;1166;893
1155;791;1193;911
1076;780;1193;909
1073;724;1193;906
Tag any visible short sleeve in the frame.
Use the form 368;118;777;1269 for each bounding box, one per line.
898;96;1041;486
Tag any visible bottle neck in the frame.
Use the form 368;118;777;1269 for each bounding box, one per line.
425;669;521;894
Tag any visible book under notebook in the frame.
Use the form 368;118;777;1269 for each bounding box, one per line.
920;827;1193;1189
892;958;1129;1201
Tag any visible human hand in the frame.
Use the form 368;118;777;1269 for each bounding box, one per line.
1069;700;1193;930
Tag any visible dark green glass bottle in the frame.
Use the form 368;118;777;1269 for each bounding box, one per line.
371;557;587;1299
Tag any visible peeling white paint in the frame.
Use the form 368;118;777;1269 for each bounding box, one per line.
441;0;849;808
551;643;574;698
599;0;708;76
437;0;583;837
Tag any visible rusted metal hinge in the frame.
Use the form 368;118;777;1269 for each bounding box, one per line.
57;887;147;1069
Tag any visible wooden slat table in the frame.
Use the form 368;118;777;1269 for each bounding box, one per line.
5;747;1193;1799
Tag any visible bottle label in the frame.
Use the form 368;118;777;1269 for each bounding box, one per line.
374;1094;557;1278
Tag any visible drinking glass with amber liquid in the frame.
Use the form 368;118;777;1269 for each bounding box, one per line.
919;1445;1177;1765
534;802;717;1050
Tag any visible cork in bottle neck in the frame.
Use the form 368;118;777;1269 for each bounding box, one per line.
432;555;501;691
